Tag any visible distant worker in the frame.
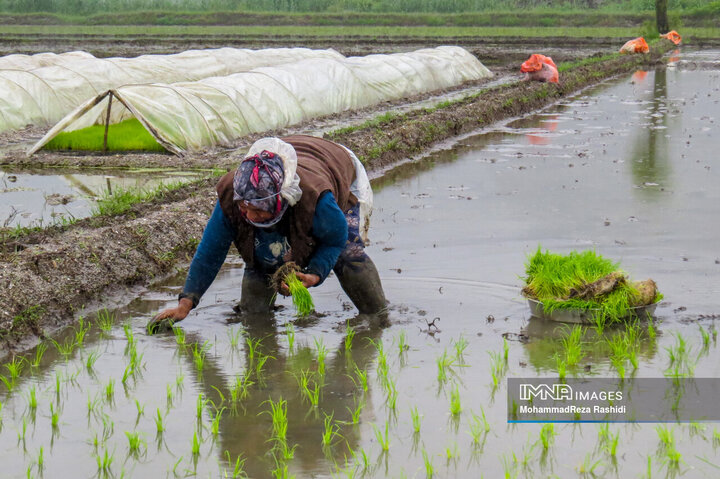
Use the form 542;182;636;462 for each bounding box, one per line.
520;54;559;84
149;135;387;330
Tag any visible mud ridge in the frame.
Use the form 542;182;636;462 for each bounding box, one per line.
0;40;674;353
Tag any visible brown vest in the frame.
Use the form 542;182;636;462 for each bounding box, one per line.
217;135;357;268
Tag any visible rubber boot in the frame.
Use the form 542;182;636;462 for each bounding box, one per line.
334;256;388;315
236;268;276;314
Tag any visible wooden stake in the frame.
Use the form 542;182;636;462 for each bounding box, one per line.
102;92;113;153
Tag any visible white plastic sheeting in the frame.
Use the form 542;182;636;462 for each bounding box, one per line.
30;46;491;155
0;48;344;134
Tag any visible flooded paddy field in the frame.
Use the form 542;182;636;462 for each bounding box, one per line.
1;51;719;478
0;168;207;228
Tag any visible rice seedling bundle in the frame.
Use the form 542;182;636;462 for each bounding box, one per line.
522;247;662;324
272;263;314;317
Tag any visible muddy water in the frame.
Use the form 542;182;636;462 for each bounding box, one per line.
0;168;205;227
2;56;720;478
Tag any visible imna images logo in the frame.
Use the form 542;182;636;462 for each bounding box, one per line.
519;383;573;401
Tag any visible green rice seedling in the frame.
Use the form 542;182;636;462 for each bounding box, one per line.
96;308;115;334
96;447;114;474
410;406;422;433
27;386;38;412
656;425;675;449
449;385;462;416
285;272;314;317
436;350;456;385
45;118;166;152
347;396;365;425
210;407;225;437
314;338;328;378
605;430;619;456
123;322;135;348
30;342;48;369
560;325;585;366
489;351;505;387
372;422;390;451
700;325;711;350
125;431;146;456
453;335;468;363
155;408;165;434
166;384;174;409
352;365;368;392
422;449;434;477
386;382;398;411
176;373;185;390
647;320;657;341
577;453;602;475
225;450;247;479
227;328;242;350
245;337;262;365
285;323;295;353
191;431;201;456
85;350;101;372
345;322;356;352
173;326;186;347
539;424;554;451
196;394;207;421
5;357;24;386
75;318;90;347
606;335;628;379
230;374;254;409
503;337;509;362
255;353;273;381
121;365;132;386
50;402;59;429
18;416;27;442
104;379;115;402
469;411;489;445
192;342;207;373
321;412;341;447
37;446;44;472
445;442;459;461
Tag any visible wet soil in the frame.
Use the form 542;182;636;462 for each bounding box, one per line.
0;40;676;351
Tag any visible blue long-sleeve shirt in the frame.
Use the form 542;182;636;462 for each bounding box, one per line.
181;191;347;307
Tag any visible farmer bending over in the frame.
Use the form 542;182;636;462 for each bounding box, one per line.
151;135;387;328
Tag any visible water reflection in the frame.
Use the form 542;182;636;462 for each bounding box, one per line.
628;68;674;197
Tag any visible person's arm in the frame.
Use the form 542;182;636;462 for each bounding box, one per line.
151;201;235;324
302;191;348;286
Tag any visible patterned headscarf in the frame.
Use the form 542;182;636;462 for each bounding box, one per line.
233;150;289;228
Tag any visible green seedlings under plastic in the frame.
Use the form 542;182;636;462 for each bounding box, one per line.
45;118;166;152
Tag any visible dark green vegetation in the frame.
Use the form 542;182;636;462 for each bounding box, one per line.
44;118;166;153
522;248;661;322
0;3;717;28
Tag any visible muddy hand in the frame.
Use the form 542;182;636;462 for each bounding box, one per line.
147;298;192;334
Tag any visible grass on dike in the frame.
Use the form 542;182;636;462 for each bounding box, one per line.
44;118;166;153
522;247;661;322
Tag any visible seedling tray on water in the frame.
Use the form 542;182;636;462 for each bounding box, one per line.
527;298;659;324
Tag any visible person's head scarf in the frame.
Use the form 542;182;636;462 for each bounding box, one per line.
232;138;302;228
